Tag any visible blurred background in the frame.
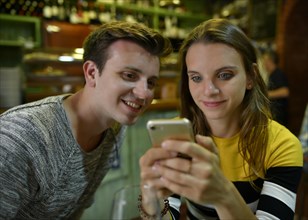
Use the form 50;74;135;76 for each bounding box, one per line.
0;0;307;219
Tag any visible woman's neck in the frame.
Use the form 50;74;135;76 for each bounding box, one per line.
208;118;240;138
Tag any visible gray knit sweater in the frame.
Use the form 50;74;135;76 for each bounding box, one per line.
0;95;126;219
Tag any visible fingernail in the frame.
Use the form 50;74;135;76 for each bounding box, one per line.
152;162;159;170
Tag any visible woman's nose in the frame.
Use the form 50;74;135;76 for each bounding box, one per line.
204;81;220;96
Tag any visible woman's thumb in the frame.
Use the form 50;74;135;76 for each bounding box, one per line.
195;134;219;155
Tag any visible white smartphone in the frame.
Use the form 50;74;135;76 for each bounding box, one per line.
146;118;194;159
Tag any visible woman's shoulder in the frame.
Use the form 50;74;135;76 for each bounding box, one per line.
265;120;303;167
268;120;298;140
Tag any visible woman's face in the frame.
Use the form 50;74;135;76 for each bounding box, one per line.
186;42;252;126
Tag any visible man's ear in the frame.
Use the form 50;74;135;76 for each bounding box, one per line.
83;61;98;87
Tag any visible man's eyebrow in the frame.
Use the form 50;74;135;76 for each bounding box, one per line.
122;66;159;80
123;66;143;73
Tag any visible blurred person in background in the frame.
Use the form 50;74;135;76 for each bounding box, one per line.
299;103;308;170
263;50;290;127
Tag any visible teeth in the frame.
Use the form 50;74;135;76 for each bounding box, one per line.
125;101;141;109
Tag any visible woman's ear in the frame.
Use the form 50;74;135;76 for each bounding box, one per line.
246;76;253;90
246;63;258;90
83;61;98;87
246;77;253;90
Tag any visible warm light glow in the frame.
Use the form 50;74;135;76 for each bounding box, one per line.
74;48;84;54
72;53;83;60
58;55;74;62
151;99;159;104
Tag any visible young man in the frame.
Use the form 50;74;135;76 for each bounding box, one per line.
0;21;172;219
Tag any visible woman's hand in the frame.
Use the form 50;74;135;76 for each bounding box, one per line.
151;134;231;205
139;144;178;198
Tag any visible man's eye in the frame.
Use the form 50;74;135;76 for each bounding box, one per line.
122;72;137;81
147;79;158;89
218;72;233;80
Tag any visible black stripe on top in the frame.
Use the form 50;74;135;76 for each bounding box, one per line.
265;166;303;193
187;208;219;220
169;206;180;220
258;194;294;220
233;178;264;203
188;200;218;217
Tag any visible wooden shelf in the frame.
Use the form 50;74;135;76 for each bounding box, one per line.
26;75;84;86
148;98;179;111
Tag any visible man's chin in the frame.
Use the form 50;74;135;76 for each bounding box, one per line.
119;115;139;125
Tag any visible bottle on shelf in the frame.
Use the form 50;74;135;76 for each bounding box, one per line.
88;0;99;24
43;0;52;20
98;4;111;24
58;0;65;21
63;0;71;22
82;0;90;24
51;0;59;20
75;0;84;23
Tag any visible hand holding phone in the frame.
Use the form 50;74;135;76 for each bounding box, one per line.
146;118;194;159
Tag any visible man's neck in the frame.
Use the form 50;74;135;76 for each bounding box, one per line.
63;91;108;152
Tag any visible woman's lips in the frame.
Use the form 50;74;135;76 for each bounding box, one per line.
203;100;225;107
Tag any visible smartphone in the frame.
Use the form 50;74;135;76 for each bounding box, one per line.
146;118;194;160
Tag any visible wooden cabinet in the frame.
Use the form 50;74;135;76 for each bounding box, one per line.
23;49;85;103
42;20;98;49
23;21;97;102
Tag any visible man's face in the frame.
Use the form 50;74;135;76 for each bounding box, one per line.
87;40;160;126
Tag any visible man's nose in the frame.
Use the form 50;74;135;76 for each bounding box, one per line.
133;80;153;99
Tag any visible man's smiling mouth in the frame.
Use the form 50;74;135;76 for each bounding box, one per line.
123;100;142;110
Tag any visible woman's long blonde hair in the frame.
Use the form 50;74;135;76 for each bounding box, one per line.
179;19;272;179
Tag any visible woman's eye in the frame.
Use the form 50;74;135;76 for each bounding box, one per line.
190;75;202;83
218;72;233;80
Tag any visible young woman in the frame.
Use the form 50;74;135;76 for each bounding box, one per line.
139;19;303;219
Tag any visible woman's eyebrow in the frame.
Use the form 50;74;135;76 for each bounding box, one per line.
215;65;238;72
187;65;238;75
187;70;199;75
